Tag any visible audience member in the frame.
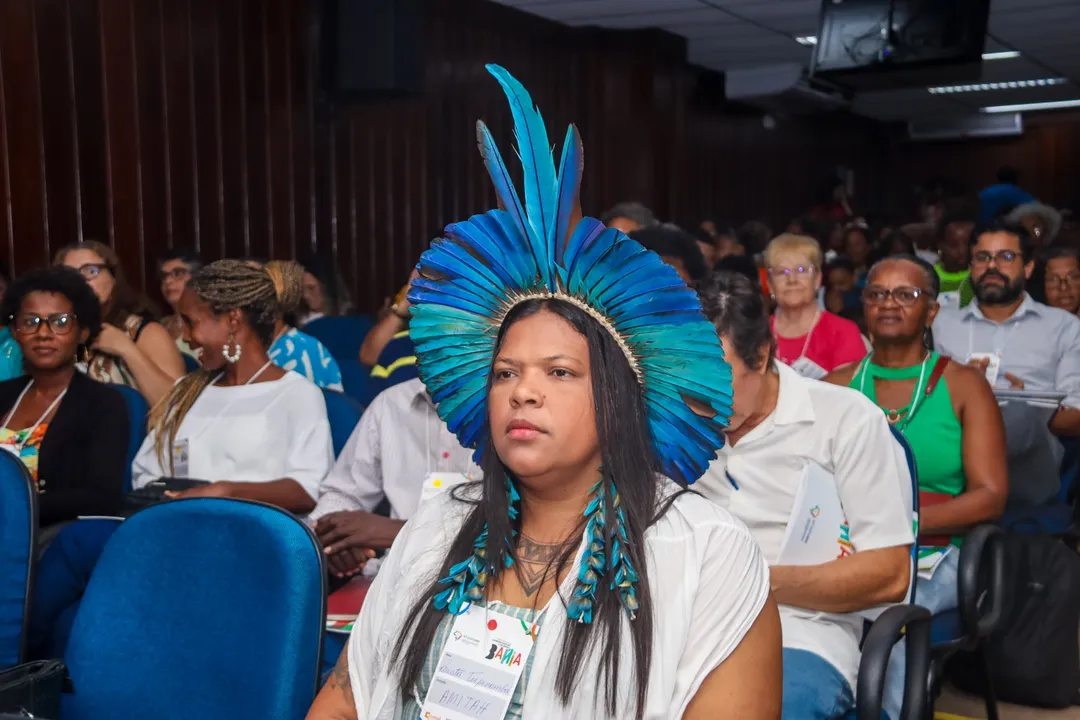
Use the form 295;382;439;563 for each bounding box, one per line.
55;241;184;404
301;257;354;326
933;219;1080;505
825;255;1008;719
310;68;781;720
1007;201;1062;249
880;229;916;258
810;177;854;220
823;256;864;325
690;225;719;270
696;271;913;720
842;224;872;284
629;224;709;285
598;201;657;235
978;166;1034;223
715;254;761;287
157;247;203;350
0;267;129;527
309;377;481;579
934;212;974;298
1042;245;1080;316
264;261;343;391
359;266;419;396
132;259;332;510
765;234;866;378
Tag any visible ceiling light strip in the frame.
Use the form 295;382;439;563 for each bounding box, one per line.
928;78;1066;94
792;36;1019;62
981;99;1080;113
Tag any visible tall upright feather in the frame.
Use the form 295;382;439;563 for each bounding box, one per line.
476;121;528;241
485;63;557;287
552;125;583;262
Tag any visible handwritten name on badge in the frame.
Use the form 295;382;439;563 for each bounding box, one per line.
420;605;537;720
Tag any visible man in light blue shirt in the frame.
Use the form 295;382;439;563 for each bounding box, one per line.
933;219;1080;504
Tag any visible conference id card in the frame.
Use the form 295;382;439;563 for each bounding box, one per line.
419;604;537;720
967;352;1001;387
420;472;472;503
171;439;190;478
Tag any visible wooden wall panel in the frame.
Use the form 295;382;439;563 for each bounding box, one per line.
11;0;1026;314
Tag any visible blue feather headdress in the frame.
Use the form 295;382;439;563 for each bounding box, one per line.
408;64;732;487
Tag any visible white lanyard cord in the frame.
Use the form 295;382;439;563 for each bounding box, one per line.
2;380;68;450
775;308;821;363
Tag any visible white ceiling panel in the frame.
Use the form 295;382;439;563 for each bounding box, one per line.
489;0;1080;122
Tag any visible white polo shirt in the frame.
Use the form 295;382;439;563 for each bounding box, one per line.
698;362;914;690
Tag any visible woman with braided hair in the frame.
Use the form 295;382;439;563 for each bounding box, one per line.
27;260;334;660
130;259;333;511
309;66;780;720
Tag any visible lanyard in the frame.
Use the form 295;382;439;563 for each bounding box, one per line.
775;309;820;364
181;359;275;448
856;353;931;430
2;380;68;450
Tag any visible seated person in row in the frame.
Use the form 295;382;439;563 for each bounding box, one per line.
263;260;344;392
56;240;185;404
1042;245;1080;317
826;255;1008;719
932;219;1080;506
29;260;334;659
0;267;129;528
360;267;419;396
134;259;333;510
310;376;480;580
157;247;203;359
696;271;914;720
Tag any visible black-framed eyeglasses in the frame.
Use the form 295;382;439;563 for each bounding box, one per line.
972;250;1020;266
77;263;109;280
862;285;926;307
1047;273;1080;289
768;265;817;279
11;312;77;335
159;267;191;282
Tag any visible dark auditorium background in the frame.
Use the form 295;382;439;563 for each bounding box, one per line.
0;0;1078;311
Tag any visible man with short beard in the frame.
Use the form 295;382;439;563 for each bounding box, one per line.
932;218;1080;505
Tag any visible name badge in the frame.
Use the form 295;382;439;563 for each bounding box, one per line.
967;352;1001;387
420;472;472;503
172;439;190;478
420;604;538;720
790;356;828;380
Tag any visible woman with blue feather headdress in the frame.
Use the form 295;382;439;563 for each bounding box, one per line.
308;65;782;720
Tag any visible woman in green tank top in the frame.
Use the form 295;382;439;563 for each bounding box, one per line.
824;254;1008;719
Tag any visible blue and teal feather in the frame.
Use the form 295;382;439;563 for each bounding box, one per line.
567;480;640;624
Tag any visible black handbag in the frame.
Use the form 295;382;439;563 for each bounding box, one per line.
0;660;69;719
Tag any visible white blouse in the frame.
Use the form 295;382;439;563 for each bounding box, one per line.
130;371;333;499
347;481;770;719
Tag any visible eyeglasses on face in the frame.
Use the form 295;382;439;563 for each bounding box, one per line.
862;285;926;307
768;265;817;279
1047;273;1080;289
159;267;191;282
11;312;77;336
77;263;109;280
971;250;1020;266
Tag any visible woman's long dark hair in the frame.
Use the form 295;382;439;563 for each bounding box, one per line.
392;298;672;718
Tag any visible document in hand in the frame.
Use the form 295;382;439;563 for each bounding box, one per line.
776;460;850;568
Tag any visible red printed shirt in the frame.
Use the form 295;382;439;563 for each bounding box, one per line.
771;311;867;374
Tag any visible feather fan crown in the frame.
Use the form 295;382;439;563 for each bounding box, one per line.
407;64;733;484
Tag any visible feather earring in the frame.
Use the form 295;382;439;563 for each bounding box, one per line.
567;478;640;624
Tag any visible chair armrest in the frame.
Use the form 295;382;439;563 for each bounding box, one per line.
957;524;1005;639
857;604;932;720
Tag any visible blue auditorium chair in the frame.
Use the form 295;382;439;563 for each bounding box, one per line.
303;315;374;366
112;385;148;493
321;388;363;458
0;451;36;670
1001;437;1080;536
339;359;375;409
182;353;200;374
62;499;326;720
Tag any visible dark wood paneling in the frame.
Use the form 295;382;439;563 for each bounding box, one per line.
2;0;912;311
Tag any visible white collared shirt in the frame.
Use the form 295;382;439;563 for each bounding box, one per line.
309;378;480;522
347;482;769;719
697;362;914;690
932;293;1080;409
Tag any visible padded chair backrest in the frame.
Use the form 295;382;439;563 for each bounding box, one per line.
339;359;375;408
1057;437;1080;504
321;389;363;458
303;315;374;365
0;451;35;669
63;498;326;720
889;425;920;604
112;385;149;493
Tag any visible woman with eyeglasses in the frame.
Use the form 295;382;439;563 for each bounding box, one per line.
157;247;203;355
765;233;867;379
55;240;185;404
824;255;1008;720
0;267;129;526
